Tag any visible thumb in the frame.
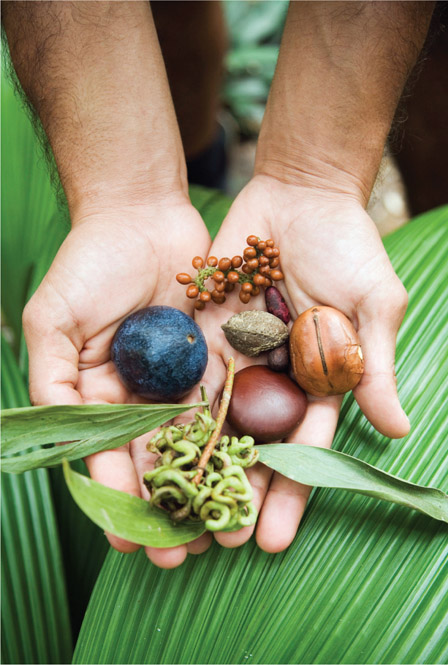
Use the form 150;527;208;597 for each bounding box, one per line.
353;285;410;439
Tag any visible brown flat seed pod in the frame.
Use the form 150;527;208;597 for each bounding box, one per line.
289;306;364;396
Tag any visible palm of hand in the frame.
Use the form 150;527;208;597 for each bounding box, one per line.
190;176;409;553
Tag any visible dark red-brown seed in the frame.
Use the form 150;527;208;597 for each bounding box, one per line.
192;256;204;269
231;255;243;268
267;344;290;372
246;235;259;246
224;282;235;293
207;256;218;267
265;285;291;323
226;366;307;443
176;273;192;285
218;257;232;272
186;284;199;298
195;300;205;310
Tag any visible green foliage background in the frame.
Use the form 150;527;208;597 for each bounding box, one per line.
2;34;448;665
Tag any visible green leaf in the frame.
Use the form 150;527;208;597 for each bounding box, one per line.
258;444;448;522
1;402;204;473
1;337;73;665
74;207;448;665
62;460;205;547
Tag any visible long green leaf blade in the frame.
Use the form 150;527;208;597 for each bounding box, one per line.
1;402;204;473
258;444;448;522
62;460;205;547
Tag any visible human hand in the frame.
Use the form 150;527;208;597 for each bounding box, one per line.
23;197;214;567
191;175;410;554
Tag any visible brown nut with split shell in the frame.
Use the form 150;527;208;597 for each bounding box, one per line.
289;306;364;396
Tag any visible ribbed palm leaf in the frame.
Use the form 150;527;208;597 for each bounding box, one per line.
73;206;448;665
1;338;73;665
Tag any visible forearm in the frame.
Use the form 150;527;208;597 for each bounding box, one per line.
2;1;187;217
256;1;434;203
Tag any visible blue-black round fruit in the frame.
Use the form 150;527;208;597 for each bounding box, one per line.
111;306;208;401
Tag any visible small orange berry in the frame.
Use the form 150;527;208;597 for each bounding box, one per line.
239;291;251;304
259;256;270;266
247;258;259;270
195;300;206;310
211;290;226;304
192;256;204;269
215;281;226;293
243;247;257;260
200;291;211;302
252;285;260;296
186;284;199;298
257;241;266;251
269;257;280;268
270;269;284;281
231;255;243;268
246;235;259;246
266;239;274;247
241;282;253;293
218;257;232;272
213;270;225;283
227;271;240;283
263;247;274;258
242;264;253;274
176;273;192;285
207;256;218;267
253;273;266;286
224;282;235;293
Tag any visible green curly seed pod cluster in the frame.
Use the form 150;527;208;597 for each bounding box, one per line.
143;410;259;532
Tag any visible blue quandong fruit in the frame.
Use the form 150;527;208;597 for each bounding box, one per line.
111;306;208;401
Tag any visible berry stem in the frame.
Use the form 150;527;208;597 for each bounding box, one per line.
193;357;235;486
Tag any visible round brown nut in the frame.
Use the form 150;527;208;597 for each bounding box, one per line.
289;306;364;396
227;365;307;443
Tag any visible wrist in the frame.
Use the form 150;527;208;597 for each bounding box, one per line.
255;114;385;207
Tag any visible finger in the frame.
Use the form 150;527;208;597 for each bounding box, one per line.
85;445;141;554
23;295;83;406
187;532;213;554
354;284;410;438
256;395;341;553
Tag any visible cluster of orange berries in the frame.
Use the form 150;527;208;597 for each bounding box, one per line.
176;235;284;310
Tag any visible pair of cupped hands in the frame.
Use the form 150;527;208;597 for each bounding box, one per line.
24;174;410;568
